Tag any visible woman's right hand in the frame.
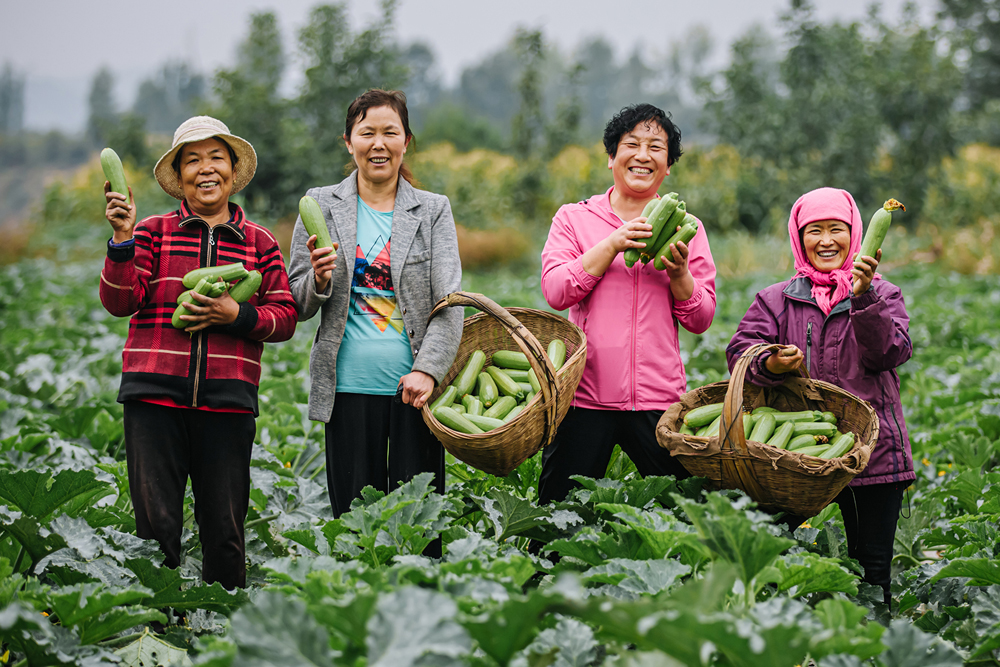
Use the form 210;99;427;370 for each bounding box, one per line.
607;217;652;254
765;345;803;374
308;235;338;293
104;181;136;243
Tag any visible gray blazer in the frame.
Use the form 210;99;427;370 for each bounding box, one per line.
287;172;463;422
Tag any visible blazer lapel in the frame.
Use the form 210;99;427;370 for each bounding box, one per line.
329;174;358;269
389;178;422;290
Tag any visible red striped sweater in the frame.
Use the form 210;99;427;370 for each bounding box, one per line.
100;201;297;415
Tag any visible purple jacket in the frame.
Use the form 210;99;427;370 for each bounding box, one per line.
727;276;915;487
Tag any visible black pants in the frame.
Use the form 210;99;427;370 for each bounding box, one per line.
539;407;690;505
835;481;907;604
325;392;445;526
123;401;255;590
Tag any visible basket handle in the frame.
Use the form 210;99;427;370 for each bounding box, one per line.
717;342;792;503
427;291;560;447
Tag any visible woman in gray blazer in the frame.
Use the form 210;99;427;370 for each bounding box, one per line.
287;89;462;533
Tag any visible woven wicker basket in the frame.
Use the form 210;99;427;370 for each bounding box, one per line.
657;343;879;516
421;292;587;477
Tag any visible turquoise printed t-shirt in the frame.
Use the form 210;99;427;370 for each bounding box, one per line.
336;196;412;394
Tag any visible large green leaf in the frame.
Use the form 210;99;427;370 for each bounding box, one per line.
42;582;151;628
518;616;596;667
461;588;561;666
877;619;964;666
125;559;248;614
930;558;1000;586
365;586;471;666
472;488;554;542
115;630;192;667
581;558;690;596
776;552;859;597
224;590;334;666
675;494;795;593
969;585;1000;660
600;504;711;565
0;469;112;522
0;505;66;566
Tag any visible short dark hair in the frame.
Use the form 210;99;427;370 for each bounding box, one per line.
344;89;415;185
603;104;683;166
172;138;238;175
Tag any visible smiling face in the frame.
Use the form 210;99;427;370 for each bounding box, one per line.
177;137;234;215
607;120;670;198
802;218;852;272
344;105;411;187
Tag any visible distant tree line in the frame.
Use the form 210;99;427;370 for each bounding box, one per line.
4;0;1000;227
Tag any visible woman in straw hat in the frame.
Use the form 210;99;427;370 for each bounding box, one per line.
286;90;461;544
100;116;298;589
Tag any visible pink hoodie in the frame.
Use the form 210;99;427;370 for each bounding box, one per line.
541;187;717;411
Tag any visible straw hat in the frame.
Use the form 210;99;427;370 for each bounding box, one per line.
154;116;257;200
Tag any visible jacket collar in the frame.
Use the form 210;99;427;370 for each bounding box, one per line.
329;170;422;212
178;200;247;240
783;276;853;317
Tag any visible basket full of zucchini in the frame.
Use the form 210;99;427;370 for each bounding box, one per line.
656;343;880;517
421;292;587;477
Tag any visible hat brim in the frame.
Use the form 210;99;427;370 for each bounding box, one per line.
154;132;257;200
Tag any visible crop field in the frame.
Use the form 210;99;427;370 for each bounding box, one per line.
0;256;998;666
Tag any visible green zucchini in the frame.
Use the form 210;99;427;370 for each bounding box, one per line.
684;403;724;428
433;406;483;434
624;198;666;267
794;444;831;457
791;422;838;437
680;422;696;435
743;413;756;439
430;386;459;411
858;199;904;261
547;339;567;371
452;404;466;414
527;368;541;395
820;411;838;424
182;262;248;289
101;148;131;204
749;413;776;443
228;270;262;303
637;194;681;256
696;414;722;438
492;350;530;370
652;218;698;270
477;372;498;408
465;414;505;431
772;410;823;424
300;195;335;257
787;434;822;451
820;432;856;459
752;406;779;415
517;382;533;395
453;350;487;397
461;394;483;417
643;199;686;262
502;404;525;423
766;421;795;449
486;366;524;400
171;278;215;328
502;369;530;382
483;395;517;420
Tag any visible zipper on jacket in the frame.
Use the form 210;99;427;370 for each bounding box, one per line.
192;332;203;407
207;226;215;246
631;266;638;410
805;321;813;376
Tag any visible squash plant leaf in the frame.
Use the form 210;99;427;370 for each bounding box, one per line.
365;586;471;667
125;558;249;614
461;587;562;665
931;558;1000;586
471;488;552;542
0;469;112;522
776;552;860;597
0;505;67;567
115;629;192;667
877;619;964;666
969;585;1000;660
223;590;334;666
518;616;597;667
581;558;690;596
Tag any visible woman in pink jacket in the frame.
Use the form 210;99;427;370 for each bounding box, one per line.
538;104;717;504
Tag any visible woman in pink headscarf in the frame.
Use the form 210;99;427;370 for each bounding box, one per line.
727;187;915;607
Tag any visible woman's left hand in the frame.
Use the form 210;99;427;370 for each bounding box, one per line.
852;249;881;296
660;238;695;301
178;290;240;332
400;370;435;408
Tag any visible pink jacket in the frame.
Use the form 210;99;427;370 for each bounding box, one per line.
541;187;717;411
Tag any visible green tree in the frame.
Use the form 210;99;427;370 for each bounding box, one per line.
87;67;116;147
295;0;408;186
133;62;205;134
213;10;291;213
0;62;24;135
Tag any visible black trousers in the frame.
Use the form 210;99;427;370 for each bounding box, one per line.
325;392;445;524
835;481;907;604
539;407;690;505
123;401;255;590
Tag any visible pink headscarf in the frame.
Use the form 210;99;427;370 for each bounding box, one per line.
788;187;867;315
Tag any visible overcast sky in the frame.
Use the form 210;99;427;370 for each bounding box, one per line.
2;0;936;131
